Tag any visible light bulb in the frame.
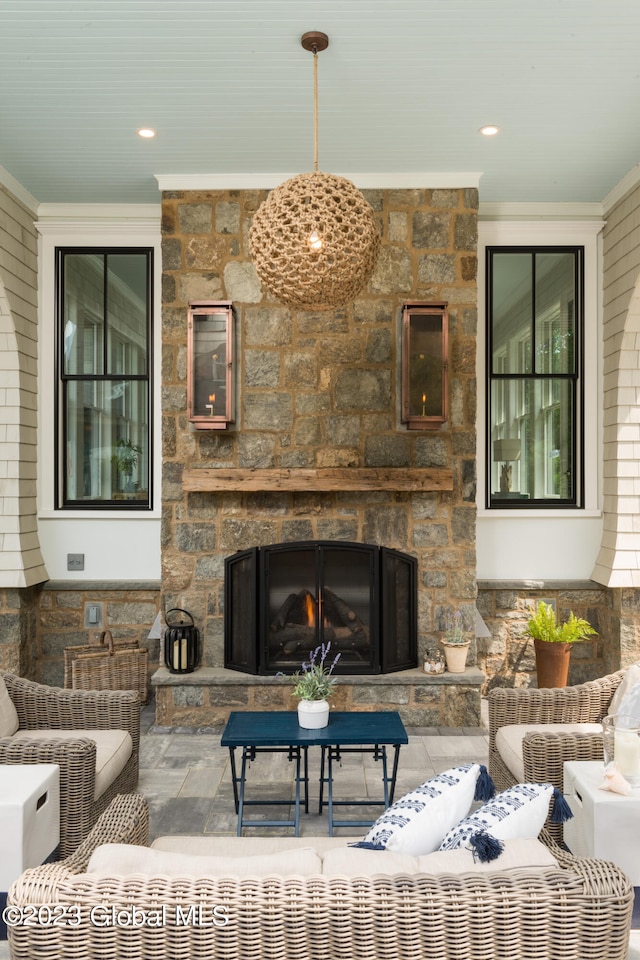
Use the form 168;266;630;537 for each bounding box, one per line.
307;230;323;252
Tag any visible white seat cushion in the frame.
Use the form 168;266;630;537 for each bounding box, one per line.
87;843;322;877
496;723;602;782
12;729;132;799
152;835;350;856
322;837;558;876
0;676;19;738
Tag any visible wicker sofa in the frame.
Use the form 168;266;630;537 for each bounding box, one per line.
6;794;634;960
0;670;140;856
488;670;625;842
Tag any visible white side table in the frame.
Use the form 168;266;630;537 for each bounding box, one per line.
563;760;640;885
0;764;60;889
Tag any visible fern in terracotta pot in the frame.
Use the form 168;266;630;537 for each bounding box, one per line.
527;601;597;688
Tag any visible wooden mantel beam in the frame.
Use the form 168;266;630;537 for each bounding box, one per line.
182;467;454;493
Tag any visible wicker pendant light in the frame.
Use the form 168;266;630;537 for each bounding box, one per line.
249;32;381;311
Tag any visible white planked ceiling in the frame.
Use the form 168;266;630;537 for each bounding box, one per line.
1;0;640;205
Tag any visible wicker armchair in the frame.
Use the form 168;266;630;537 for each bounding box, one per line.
488;670;625;842
7;798;633;960
0;670;140;857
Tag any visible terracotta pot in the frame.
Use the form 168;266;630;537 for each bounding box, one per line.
533;638;572;688
441;642;470;674
297;699;330;729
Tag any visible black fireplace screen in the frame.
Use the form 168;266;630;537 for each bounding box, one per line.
224;541;417;675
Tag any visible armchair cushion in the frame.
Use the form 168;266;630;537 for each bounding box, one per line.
496;723;602;782
0;676;19;737
12;729;132;799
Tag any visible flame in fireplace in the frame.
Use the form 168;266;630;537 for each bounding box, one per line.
304;592;316;627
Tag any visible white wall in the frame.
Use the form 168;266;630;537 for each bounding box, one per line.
36;207;162;581
476;213;604;580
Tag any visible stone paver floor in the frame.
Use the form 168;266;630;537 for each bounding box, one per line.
139;700;490;841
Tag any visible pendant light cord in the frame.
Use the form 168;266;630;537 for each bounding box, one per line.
313;46;319;172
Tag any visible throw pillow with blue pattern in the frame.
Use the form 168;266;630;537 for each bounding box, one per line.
350;763;494;856
438;782;573;862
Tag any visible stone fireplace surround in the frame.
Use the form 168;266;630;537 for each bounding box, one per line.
156;184;480;726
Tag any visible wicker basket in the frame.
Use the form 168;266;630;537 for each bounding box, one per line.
64;630;148;702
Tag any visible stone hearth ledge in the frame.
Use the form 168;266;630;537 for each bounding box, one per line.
151;666;484;729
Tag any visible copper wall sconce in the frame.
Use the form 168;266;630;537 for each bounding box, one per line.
187;301;235;430
401;301;449;430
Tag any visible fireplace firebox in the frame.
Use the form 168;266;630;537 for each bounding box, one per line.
224;541;417;675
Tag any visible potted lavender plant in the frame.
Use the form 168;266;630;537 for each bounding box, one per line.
288;642;341;729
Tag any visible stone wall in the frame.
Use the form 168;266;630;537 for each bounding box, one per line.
0;586;39;677
34;583;161;687
477;581;611;691
161;187;479;677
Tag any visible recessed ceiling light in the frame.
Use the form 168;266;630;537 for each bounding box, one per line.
479;125;500;137
137;128;157;139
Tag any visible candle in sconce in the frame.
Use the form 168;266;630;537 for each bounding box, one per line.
422;393;426;417
205;393;216;416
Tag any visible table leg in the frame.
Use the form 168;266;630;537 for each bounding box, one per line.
376;745;389;807
228;747;239;813
388;744;401;805
318;746;326;814
303;746;309;814
327;745;335;836
293;747;301;836
236;747;251;837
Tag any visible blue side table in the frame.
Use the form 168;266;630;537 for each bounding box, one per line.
221;710;408;836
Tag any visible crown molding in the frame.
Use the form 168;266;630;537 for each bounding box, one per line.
0;165;39;214
602;163;640;214
479;201;604;221
36;202;161;221
155;172;483;192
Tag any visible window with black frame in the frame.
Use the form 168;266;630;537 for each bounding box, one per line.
56;248;152;509
487;247;583;508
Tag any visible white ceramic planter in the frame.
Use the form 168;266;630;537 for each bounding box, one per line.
441;642;470;674
297;698;330;729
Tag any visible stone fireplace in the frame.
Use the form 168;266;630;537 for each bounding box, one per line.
156;184;480;726
225;540;417;675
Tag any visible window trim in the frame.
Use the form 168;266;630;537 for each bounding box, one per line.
476;218;602;519
55;246;154;511
37;215;162;523
486;245;584;509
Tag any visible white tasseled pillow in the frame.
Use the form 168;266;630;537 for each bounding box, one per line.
351;763;490;856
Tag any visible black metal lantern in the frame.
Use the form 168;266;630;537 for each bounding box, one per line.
163;608;201;674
